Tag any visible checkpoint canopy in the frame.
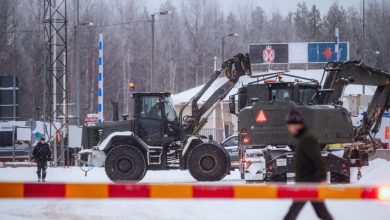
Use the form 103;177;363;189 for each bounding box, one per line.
249;42;349;72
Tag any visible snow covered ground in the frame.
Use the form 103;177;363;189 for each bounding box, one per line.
1;159;390;220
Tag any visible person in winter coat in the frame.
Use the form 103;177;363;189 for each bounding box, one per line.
283;108;333;220
32;138;52;182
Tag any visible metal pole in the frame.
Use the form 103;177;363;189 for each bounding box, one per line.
98;33;104;124
150;14;155;92
335;27;339;61
221;37;225;63
362;0;366;95
213;56;217;138
61;48;66;166
53;3;58;166
12;126;15;162
213;56;217;71
75;0;80;125
12;76;16;120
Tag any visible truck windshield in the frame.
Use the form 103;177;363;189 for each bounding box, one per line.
298;87;317;105
271;88;292;102
164;97;178;122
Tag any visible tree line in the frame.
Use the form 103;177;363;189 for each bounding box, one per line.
0;0;389;121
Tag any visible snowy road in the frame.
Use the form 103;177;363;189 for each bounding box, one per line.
1;159;390;220
0;166;244;184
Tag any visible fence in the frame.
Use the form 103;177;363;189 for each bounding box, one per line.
199;128;224;142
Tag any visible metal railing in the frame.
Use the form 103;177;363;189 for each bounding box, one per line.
199;128;224;142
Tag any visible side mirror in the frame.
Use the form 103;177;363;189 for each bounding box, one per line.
229;95;236;115
336;100;343;106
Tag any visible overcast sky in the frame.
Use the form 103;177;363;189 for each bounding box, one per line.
145;0;362;16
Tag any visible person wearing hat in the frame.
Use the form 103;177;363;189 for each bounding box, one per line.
32;138;52;182
284;108;333;220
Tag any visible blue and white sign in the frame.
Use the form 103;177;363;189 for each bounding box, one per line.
308;42;349;63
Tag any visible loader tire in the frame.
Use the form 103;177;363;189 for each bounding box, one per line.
187;143;230;181
105;145;147;182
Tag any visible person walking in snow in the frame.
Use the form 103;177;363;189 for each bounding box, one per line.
283;108;333;220
32;138;52;182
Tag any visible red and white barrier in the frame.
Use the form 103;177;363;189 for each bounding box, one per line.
0;182;389;200
0;161;36;168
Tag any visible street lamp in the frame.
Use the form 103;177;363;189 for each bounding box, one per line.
221;33;239;62
74;0;94;125
150;10;172;92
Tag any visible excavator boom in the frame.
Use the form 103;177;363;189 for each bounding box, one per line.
317;61;390;140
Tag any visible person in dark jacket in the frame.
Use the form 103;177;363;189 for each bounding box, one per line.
283;108;333;220
32;138;52;182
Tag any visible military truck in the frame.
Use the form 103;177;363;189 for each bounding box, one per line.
79;53;252;182
229;61;390;183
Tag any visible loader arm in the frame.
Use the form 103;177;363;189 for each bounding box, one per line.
179;53;251;135
316;61;390;139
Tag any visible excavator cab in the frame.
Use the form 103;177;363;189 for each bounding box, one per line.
229;81;320;115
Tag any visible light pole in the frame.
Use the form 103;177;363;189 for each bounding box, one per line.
150;10;172;92
74;0;94;125
221;33;238;63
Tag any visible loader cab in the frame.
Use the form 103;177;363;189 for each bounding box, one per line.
132;92;180;146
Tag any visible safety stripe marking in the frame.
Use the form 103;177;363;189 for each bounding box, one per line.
319;186;362;199
109;184;149;198
150;184;193;199
278;186;318;200
193;185;234;198
234;185;277;199
0;183;388;200
25;183;65;198
66;184;108;198
361;187;378;199
0;183;24;198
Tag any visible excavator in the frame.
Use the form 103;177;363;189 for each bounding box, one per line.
79;53;252;182
232;60;390;182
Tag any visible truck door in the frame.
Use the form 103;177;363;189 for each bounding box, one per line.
162;96;180;145
138;96;163;146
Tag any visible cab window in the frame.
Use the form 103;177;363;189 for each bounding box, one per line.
270;88;292;102
298;87;317;105
140;96;162;119
163;97;178;122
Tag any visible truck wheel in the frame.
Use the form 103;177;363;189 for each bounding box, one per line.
187;143;230;181
105;145;147;182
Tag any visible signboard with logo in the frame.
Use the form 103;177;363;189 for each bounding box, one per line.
249;42;349;68
249;44;288;64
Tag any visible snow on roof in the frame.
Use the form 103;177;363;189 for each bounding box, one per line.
172;69;372;105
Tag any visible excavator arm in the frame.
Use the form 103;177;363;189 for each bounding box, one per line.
179;53;251;136
317;61;390;140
